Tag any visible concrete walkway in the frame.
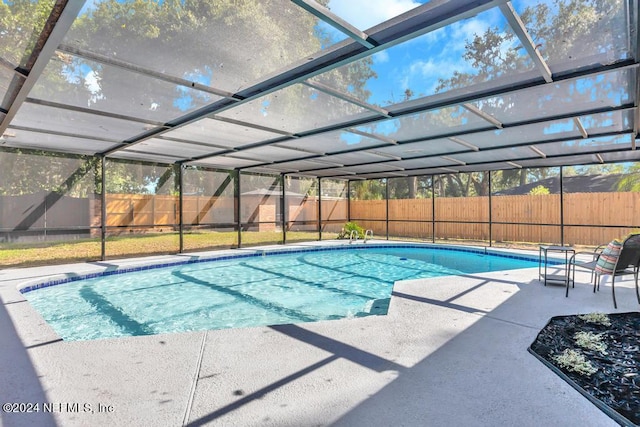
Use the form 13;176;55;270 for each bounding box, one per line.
1;242;635;426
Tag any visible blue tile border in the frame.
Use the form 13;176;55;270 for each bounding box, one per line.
19;243;555;294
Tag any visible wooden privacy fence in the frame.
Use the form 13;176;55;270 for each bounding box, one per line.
105;194;236;228
106;194;179;227
88;192;640;245
350;192;640;245
102;195;347;229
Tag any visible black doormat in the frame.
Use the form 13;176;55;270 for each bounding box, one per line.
528;312;640;426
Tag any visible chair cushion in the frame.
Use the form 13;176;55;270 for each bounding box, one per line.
595;240;623;274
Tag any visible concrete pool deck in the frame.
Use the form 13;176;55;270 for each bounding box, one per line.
1;241;636;426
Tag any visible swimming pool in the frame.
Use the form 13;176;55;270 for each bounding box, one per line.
21;244;541;341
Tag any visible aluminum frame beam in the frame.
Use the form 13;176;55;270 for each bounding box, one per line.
303;80;391;117
573;117;589;138
261;128;632;176
192;61;636;167
291;0;378;49
57;44;242;100
97;0;505;157
237;103;635;173
499;2;553;83
0;1;86;136
0;57;28;78
320;144;639;179
1;0;637;184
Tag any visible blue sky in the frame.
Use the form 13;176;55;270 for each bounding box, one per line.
317;0;528;107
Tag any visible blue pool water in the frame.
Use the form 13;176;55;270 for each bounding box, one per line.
23;246;539;341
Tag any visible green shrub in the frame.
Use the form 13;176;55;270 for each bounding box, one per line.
553;349;597;376
337;222;365;239
574;331;607;355
529;185;550;195
578;312;611;327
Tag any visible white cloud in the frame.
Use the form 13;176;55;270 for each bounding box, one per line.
327;0;421;30
420;26;447;45
84;70;100;93
373;50;390;64
398;54;476;96
408;59;438;79
449;17;489;52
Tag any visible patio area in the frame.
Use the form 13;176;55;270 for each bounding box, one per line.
1;242;635;426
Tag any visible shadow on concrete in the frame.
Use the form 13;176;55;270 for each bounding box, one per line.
184;271;628;426
184;355;340;427
184;324;406;426
183;274;505;425
0;296;57;427
330;278;623;426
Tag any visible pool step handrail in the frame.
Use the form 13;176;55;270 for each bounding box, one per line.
364;229;373;243
349;230;359;243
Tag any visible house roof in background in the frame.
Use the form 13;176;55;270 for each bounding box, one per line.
494;174;626;195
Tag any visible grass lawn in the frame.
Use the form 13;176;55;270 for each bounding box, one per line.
0;231;334;268
1;230;584;269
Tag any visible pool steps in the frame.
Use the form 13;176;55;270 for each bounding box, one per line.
364;230;374;243
349;229;374;243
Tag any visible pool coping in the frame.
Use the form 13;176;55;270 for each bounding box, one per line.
16;240;559;294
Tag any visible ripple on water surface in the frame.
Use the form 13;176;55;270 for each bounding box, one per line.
23;247;537;340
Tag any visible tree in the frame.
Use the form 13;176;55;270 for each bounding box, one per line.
491;168;560;193
0;149;100;197
615;164;640;192
432;0;628;168
433;172;489;197
183;166;235;197
388;176;431;199
2;1;378;197
0;0;56;68
436;0;625;93
319;178;348;198
350;179;385;200
563;164;624;176
529;184;550;195
41;0;377;130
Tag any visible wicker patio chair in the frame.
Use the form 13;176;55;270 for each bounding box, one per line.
569;233;640;309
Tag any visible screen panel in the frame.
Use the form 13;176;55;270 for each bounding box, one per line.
0;1;56;67
11;102;152;141
2;128;119;154
469;68;634;124
0;150;101;265
217;84;376;134
182;167;237;251
355;106;490;141
275;130;388;154
104;159;179;258
511;0;632;74
30;54;219;122
563;161;640;246
286;176;319;242
123;138;225;160
162;117;283;149
62;0;345;93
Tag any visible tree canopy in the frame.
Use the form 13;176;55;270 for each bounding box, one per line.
1;0;376;195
